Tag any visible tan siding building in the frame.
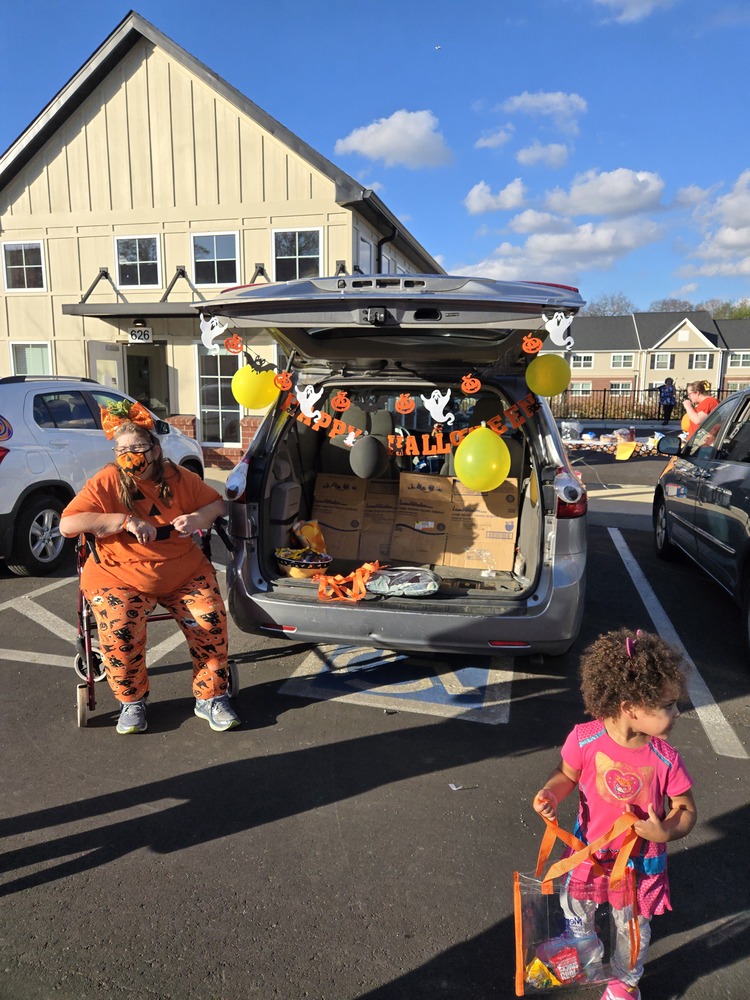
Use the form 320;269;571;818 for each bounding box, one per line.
0;11;442;466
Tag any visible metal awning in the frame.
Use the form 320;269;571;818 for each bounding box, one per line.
62;301;196;318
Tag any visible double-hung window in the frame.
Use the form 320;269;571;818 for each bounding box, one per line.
115;236;161;287
2;241;46;290
611;353;634;369
273;229;321;281
11;342;51;375
197;343;241;446
569;382;592;396
609;381;631;396
571;354;594;369
729;352;750;368
192;233;238;286
689;352;713;370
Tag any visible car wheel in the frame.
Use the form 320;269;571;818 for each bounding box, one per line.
654;494;676;561
181;460;204;478
7;494;70;576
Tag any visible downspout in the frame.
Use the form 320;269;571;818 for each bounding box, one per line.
376;225;398;272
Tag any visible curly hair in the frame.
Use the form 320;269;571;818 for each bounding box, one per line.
111;421;181;512
579;628;686;721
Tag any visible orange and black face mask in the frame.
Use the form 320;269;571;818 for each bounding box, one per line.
115;449;152;476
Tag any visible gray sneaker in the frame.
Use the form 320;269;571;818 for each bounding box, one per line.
116;698;147;734
194;694;240;732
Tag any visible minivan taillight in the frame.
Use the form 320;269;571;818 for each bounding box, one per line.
0;446;9;466
554;467;587;519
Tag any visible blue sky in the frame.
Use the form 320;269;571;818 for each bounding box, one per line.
2;0;750;310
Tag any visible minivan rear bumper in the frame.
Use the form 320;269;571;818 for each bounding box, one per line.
228;546;585;657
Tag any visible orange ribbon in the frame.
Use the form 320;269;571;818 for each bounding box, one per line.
100;401;155;439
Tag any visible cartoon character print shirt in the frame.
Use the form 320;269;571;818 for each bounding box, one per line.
562;720;692;864
63;464;222;596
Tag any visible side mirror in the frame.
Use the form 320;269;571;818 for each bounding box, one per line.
657;434;683;456
154;419;171;436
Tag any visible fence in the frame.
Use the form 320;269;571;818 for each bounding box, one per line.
547;387;734;423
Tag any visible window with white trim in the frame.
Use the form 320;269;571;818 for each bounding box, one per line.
729;352;750;368
197;343;242;446
273;229;321;281
609;381;632;396
2;241;46;290
571;354;594;369
689;352;712;370
652;352;671;370
11;342;51;375
114;236;161;287
611;353;634;368
192;232;238;286
569;382;592;396
727;381;750;392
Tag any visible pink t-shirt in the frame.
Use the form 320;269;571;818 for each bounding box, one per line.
562;720;692;868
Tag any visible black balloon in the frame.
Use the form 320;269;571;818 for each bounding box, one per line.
349;434;390;479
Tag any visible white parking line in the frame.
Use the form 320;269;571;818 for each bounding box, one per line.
609;527;748;760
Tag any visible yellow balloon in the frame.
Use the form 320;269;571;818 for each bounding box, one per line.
525;354;571;396
231;366;280;410
681;414;692;434
454;426;511;492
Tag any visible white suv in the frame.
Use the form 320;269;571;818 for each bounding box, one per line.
0;376;205;576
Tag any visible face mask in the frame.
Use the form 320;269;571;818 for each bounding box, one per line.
115;450;151;476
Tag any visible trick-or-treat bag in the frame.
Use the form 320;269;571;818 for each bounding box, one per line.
513;813;641;995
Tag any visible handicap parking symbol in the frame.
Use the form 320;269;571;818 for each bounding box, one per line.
279;645;514;724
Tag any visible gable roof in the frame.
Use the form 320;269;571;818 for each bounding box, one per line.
569;315;639;352
632;310;722;349
714;318;750;350
0;10;442;275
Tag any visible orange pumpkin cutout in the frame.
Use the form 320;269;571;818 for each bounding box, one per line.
274;370;293;391
394;393;416;415
331;390;351;412
224;332;244;354
461;374;482;394
522;333;544;354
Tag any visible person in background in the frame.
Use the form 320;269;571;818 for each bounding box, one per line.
60;400;239;735
655;378;676;426
682;380;719;438
532;628;696;1000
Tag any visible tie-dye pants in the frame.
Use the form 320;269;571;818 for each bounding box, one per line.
83;570;229;703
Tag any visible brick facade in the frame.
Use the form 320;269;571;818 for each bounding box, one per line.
166;414;263;470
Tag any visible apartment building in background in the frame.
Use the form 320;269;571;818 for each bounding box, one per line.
0;11;442;466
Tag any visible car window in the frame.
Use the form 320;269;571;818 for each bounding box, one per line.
716;400;750;463
34;391;97;429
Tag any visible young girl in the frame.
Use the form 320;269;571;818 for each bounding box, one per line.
532;629;697;1000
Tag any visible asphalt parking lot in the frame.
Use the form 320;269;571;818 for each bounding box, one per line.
0;453;748;1000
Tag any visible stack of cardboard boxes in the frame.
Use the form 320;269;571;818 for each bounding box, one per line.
311;472;518;572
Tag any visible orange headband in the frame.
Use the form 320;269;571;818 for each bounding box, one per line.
100;400;155;440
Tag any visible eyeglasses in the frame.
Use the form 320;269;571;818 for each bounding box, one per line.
113;446;153;456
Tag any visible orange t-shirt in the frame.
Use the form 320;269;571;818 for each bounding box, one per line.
63;464;223;595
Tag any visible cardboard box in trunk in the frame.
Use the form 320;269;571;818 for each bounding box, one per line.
444;478;519;571
312;474;368;560
358;480;399;562
390;473;452;565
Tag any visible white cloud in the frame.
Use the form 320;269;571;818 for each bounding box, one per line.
516;141;569;168
463;178;527;215
508;210;574;235
592;0;676;23
545;168;665;217
500;91;587;134
706;169;750;227
674;184;713;208
334;110;451;168
458;218;663;283
683;171;750;277
475;125;514;150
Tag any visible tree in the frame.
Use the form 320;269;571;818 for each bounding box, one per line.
649;297;694;312
697;298;750;319
579;291;636;316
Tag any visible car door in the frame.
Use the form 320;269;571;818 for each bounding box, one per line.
692;395;750;595
29;389;112;489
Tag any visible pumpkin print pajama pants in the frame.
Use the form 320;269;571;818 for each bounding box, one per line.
83;572;229;703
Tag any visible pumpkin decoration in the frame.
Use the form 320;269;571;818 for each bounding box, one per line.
522;333;544;355
461;374;482;395
331;390;351;412
394;392;416;415
274;370;294;391
224;332;244;354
